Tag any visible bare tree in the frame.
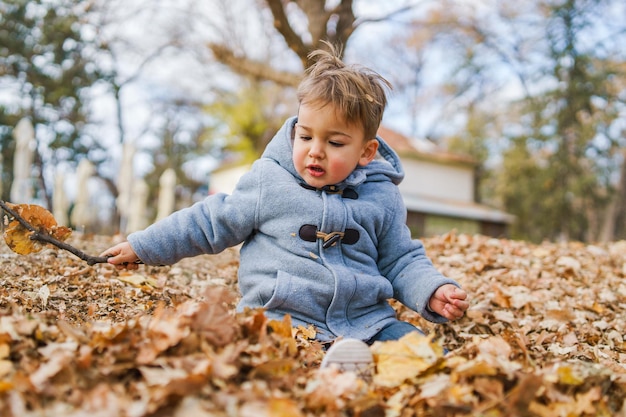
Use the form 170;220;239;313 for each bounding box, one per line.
207;0;420;86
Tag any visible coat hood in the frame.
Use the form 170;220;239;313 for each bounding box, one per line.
261;116;405;189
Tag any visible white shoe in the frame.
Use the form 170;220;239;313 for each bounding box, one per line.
320;338;374;378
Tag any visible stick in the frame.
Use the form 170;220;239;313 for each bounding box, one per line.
0;200;109;266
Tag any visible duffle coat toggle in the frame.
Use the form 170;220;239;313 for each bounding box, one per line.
298;224;360;248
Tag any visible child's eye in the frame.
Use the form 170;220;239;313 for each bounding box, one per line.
329;141;344;147
299;135;312;141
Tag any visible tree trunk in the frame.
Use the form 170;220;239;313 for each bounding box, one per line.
599;148;626;242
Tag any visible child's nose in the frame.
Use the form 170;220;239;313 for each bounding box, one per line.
308;141;324;158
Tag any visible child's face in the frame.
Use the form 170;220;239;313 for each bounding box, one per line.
293;102;378;189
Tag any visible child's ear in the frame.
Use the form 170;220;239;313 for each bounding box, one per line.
358;138;379;166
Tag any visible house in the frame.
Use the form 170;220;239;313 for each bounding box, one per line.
208;126;513;238
378;126;513;238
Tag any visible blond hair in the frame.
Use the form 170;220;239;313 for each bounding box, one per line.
297;44;391;140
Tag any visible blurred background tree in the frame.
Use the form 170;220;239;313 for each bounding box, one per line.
493;0;626;242
391;0;626;242
1;0;625;242
0;0;101;208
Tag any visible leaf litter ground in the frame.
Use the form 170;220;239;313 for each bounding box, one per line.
0;232;625;416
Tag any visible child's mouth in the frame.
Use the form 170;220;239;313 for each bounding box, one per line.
307;165;325;177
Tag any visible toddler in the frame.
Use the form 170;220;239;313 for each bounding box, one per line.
102;44;469;375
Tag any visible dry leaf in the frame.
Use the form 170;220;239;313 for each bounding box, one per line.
418;373;451;398
29;350;74;392
372;332;443;387
38;284;50;309
3;203;71;254
0;360;13;378
1;233;626;416
268;398;305;417
117;272;158;288
305;367;366;411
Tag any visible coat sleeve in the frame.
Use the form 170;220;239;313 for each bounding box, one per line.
127;164;261;266
376;189;461;323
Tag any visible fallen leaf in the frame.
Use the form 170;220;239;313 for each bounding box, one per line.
418;373;450;398
38;284;50;309
1;233;626;416
29;350;74;392
372;332;443;387
0;360;13;378
117;272;158;288
268;398;305;417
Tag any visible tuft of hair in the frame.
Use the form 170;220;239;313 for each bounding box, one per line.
297;42;392;140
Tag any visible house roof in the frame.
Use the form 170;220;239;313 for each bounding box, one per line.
377;126;477;166
403;194;515;224
378;126;513;225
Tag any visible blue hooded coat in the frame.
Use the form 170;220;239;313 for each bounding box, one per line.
127;117;461;341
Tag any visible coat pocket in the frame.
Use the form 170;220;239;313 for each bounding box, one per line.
262;270;292;310
263;270;330;321
348;274;394;311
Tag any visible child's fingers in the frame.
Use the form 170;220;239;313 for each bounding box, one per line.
442;295;469;320
452;297;470;310
103;252;132;267
449;287;467;301
116;262;139;271
443;304;466;320
105;253;123;265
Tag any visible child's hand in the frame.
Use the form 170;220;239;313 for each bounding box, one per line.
428;284;468;321
100;242;140;270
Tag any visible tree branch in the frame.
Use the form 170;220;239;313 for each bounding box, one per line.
353;3;417;27
0;200;109;266
208;43;302;87
329;0;356;48
295;0;332;46
264;0;310;66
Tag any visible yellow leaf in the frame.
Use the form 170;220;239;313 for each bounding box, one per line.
372;332;443;387
268;314;293;338
591;302;605;314
250;359;296;378
294;324;316;340
453;359;499;379
268;398;304;417
4;221;41;255
556;364;584;385
117;273;157;288
446;383;478;406
0;380;13;393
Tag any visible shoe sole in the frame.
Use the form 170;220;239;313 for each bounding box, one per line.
320;338;373;377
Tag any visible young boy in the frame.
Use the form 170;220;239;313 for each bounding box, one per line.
102;45;469;374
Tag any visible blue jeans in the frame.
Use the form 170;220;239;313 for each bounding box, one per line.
367;321;425;344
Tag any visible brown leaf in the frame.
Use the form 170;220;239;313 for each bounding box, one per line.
505;373;543;416
3;203;71;255
2;232;626;416
305;367;367;412
191;286;240;347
